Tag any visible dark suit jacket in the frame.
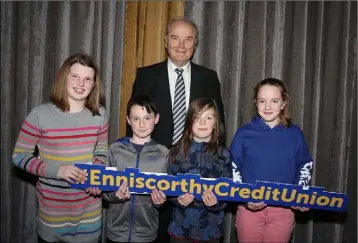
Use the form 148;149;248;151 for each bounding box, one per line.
127;60;225;148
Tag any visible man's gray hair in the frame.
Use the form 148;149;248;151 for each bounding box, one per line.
165;17;199;45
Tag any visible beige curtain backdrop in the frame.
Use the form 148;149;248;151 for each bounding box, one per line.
184;1;357;243
0;1;126;242
119;1;185;137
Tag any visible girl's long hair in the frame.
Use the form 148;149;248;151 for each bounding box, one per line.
168;98;224;163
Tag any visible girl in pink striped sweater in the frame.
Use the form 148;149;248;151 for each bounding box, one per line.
12;53;108;243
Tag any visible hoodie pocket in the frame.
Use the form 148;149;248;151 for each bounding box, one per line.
108;200;131;230
133;195;158;232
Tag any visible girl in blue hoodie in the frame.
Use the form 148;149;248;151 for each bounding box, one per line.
166;98;233;243
230;78;313;243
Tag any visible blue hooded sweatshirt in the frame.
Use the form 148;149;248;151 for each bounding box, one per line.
230;117;313;187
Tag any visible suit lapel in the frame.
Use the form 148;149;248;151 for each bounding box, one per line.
189;62;202;102
157;60;173;116
158;60;170;98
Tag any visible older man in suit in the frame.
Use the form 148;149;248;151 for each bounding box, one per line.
127;17;225;243
128;17;225;148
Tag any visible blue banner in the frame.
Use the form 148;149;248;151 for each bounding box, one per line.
70;164;348;212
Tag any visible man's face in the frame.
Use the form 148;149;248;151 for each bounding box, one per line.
165;21;196;67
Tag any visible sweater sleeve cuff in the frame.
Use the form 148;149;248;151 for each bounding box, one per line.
207;204;219;212
110;192;128;203
45;162;62;179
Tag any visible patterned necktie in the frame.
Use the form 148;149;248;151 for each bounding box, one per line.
172;68;186;145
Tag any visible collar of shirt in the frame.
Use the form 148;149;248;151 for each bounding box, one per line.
167;58;191;76
167;58;191;108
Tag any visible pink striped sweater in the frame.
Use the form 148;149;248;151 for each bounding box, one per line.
12;103;108;243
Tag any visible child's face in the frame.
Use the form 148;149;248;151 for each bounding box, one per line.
66;63;95;105
256;85;286;127
192;108;216;142
127;105;159;141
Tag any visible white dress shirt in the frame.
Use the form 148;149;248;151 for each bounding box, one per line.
167;58;191;110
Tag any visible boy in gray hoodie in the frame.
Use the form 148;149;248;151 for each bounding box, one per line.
103;95;168;243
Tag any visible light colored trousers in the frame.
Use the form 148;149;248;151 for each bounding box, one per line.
236;205;295;243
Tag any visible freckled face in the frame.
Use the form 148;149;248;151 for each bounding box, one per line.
66;63;95;103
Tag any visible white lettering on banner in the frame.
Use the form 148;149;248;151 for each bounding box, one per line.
232;161;242;183
299;161;313;190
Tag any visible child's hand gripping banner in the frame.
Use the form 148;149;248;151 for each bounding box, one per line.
70;164;348;212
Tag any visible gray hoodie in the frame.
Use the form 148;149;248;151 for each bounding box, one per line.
102;137;169;243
